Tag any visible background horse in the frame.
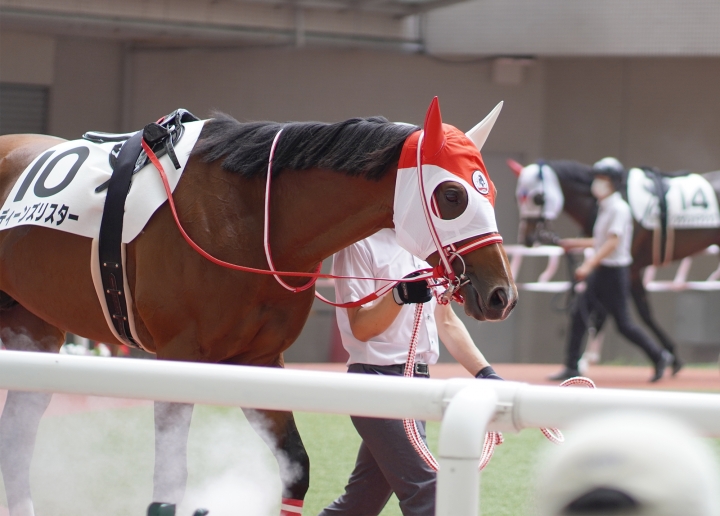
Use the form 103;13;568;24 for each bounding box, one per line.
0;99;516;515
509;159;720;371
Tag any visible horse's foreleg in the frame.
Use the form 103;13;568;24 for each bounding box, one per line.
0;303;64;516
243;408;309;516
629;268;682;372
579;307;607;373
0;391;52;516
153;402;195;505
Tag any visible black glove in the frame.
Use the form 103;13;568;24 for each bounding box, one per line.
475;366;503;380
392;272;432;305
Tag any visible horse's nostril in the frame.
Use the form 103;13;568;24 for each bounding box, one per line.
488;287;509;310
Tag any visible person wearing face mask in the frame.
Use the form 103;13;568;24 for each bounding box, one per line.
549;157;673;382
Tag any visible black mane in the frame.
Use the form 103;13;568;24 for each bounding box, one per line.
548;160;593;186
192;113;419;180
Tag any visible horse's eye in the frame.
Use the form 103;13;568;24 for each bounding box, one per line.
445;191;459;203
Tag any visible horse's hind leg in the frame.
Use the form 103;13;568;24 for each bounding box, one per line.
243;408;310;516
0;302;64;516
629;268;682;373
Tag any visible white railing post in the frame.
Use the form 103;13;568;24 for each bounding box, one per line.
436;384;498;516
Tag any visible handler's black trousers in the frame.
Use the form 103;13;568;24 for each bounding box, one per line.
318;363;436;516
566;265;664;369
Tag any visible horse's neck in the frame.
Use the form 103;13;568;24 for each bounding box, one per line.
559;177;596;237
269;167;397;270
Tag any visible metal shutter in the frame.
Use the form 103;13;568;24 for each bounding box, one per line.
0;83;49;135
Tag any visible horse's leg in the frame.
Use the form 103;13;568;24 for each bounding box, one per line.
152;401;195;505
629;267;682;373
0;302;64;516
242;408;310;516
579;308;607;372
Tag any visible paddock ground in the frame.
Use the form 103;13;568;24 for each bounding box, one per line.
0;363;717;516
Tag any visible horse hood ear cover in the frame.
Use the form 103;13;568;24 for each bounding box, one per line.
393;97;500;260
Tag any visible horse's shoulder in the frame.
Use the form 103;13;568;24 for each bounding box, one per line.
0;134;66;211
0;133;64;163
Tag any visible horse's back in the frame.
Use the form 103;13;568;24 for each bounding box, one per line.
0;134;65;206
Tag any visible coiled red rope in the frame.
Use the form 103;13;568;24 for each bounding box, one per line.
401;303;596;471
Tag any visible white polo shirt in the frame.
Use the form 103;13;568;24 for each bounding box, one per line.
332;229;439;366
593;191;633;267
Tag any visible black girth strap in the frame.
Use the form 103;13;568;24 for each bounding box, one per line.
98;130;144;348
644;167;670;263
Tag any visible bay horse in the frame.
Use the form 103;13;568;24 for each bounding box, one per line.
0;98;517;515
509;158;720;370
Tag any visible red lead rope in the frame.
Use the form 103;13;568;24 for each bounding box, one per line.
141;140;437;305
141;139;499;309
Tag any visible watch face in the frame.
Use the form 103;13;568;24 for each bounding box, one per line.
472;170;489;195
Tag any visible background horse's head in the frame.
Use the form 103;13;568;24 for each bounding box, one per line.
394;98;517;321
508;159;595;246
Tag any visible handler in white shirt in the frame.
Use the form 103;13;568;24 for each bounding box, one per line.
319;228;500;516
550;157;672;383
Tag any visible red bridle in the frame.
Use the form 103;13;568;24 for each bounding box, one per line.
141;128;502;308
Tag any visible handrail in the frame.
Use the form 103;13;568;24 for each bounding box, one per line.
504;244;720;293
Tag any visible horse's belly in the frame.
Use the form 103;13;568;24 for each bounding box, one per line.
0;225;122;343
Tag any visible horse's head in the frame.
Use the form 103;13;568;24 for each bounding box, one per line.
393;97;517;321
508;160;565;247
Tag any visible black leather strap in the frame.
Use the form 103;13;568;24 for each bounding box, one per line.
644;168;670;263
98;130;143;348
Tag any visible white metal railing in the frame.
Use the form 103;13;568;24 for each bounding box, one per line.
504;244;720;293
1;351;720;515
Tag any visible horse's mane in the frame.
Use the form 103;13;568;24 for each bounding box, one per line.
193;113;419;180
547;160;593;187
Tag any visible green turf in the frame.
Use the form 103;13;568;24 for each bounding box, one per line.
0;405;717;515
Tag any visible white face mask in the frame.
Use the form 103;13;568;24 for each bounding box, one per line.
394;164;499;260
392;98;502;261
591;177;614;200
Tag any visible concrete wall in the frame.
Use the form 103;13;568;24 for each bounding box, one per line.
49;37;124;138
426;0;720;57
3;33;720;364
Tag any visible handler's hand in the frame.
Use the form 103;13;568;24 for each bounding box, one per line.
393;272;432;305
475;366;503;380
575;261;594;281
559;238;575;251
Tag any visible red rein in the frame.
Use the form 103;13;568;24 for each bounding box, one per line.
141;139;500;307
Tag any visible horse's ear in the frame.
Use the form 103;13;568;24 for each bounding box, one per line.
422;96;445;158
506;158;524;177
466;101;503;151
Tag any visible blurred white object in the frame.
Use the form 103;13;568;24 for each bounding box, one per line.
92;343;112;357
535;412;720;516
60;343;90;355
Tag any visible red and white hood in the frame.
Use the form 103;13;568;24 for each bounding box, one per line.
393;98;502;260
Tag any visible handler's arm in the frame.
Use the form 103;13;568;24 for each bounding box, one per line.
346;293;402;342
434;303;490;376
575;234;619;280
559;237;595;250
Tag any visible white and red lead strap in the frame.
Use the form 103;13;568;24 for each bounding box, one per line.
144;128;502;310
262;128;501;307
402;303;503;472
142;136;436;309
